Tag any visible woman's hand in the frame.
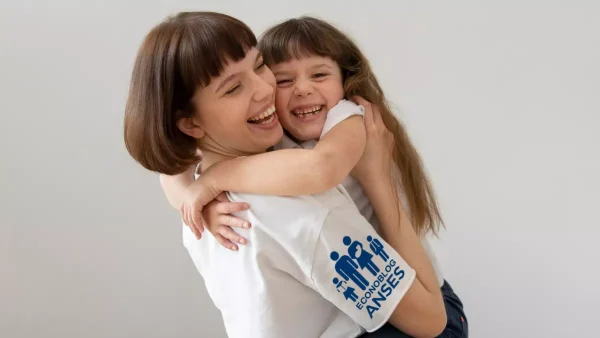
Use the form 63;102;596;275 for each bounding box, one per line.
349;96;395;183
200;193;251;250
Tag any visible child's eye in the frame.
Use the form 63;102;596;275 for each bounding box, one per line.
276;79;292;85
225;84;241;95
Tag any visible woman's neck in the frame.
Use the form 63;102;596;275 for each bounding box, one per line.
198;138;265;172
200;150;235;172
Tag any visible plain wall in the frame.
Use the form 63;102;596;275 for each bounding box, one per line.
2;1;599;337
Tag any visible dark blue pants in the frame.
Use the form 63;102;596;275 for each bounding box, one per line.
360;280;468;338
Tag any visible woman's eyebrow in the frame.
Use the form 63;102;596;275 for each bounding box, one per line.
215;73;241;93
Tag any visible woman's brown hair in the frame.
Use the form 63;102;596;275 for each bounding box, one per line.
124;12;257;175
259;17;444;235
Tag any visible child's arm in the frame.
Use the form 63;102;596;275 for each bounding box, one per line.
161;99;366;240
159;108;363;210
185;100;367;211
160;167;251;241
204;100;366;196
159;165;196;210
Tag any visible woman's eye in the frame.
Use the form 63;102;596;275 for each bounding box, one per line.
225;84;241;95
255;62;266;71
313;73;328;78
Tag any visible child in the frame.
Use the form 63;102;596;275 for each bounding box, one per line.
161;16;467;337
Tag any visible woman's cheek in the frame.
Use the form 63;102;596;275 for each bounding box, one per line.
274;90;289;116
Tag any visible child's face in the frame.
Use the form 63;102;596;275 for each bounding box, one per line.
270;55;344;141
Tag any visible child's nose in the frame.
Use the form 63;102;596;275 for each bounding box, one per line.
293;80;314;97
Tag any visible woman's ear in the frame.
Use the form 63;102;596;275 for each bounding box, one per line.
176;113;205;139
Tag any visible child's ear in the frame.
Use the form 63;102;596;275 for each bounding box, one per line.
176;113;205;139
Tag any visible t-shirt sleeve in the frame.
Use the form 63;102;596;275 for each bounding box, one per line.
320;99;365;138
309;203;416;332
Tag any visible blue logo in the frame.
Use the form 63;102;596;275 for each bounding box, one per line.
330;235;406;319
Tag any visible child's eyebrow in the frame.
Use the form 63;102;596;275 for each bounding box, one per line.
310;63;333;70
272;63;332;77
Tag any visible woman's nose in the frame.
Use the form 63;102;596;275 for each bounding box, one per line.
253;77;274;102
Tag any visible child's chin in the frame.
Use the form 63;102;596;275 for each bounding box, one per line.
303;127;325;141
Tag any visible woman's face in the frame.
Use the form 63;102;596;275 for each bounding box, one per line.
190;48;283;155
270;55;345;141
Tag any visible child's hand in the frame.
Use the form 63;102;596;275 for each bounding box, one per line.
180;175;238;240
349;96;395;182
199;193;251;250
180;176;220;239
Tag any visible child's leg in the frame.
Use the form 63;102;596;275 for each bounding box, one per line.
438;280;468;338
359;323;412;338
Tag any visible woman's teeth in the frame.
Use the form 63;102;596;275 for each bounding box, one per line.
248;106;276;124
292;105;322;117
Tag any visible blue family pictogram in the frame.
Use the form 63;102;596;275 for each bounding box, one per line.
367;235;389;262
333;277;359;302
330;234;407;320
343;236;380;276
330;251;369;290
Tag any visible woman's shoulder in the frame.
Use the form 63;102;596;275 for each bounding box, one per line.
228;192;328;225
225;188;351;235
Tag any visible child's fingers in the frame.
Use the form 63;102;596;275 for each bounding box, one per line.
217;214;251;229
219;226;247;245
191;203;205;234
215;192;230;203
350;95;371;108
215;201;250;214
350;95;375;128
372;104;383;126
180;204;188;226
190;210;203;239
183;205;202;240
214;234;239;251
363;102;375;128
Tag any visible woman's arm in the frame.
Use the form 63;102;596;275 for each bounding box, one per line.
354;103;446;337
361;173;446;337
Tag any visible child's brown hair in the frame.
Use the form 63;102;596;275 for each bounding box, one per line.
259;17;444;235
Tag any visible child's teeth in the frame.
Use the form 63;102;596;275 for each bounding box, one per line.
293;105;322;116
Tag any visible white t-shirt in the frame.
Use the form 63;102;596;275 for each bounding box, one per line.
183;100;416;337
275;102;445;286
183;188;416;338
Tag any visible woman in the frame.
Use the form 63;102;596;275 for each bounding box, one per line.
124;11;447;337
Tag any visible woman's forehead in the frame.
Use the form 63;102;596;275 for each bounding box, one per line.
205;48;261;91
